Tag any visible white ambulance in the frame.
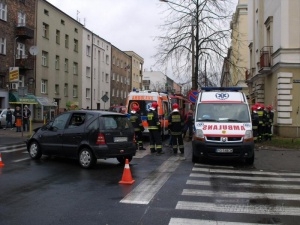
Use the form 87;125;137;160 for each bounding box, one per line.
192;87;254;164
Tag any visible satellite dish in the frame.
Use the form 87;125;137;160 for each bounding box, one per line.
29;46;39;55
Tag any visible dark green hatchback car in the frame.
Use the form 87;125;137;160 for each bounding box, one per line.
26;110;136;168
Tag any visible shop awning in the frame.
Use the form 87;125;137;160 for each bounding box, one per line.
36;96;57;106
9;92;38;104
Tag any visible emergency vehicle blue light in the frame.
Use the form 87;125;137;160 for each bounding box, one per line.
202;87;242;92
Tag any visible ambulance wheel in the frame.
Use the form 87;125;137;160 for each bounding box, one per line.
245;153;254;165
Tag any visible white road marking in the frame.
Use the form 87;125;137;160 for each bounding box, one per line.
169;218;281;225
187;180;300;190
190;173;300;182
13;157;30;162
193;167;300;177
120;156;182;204
176;201;300;216
182;189;300;201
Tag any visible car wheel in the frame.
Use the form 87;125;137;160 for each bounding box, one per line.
29;141;42;160
245;153;254;165
79;148;96;169
117;156;132;164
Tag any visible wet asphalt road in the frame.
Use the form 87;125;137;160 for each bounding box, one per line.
1;138;300;225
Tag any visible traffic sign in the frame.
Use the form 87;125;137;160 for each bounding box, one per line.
188;90;199;103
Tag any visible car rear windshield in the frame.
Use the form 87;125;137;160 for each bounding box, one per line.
102;115;133;130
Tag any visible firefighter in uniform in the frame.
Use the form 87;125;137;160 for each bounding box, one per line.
129;105;145;150
168;103;184;154
265;105;274;140
147;102;164;155
256;104;265;142
251;105;259;143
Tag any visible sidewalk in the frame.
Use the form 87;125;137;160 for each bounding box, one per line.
0;122;44;147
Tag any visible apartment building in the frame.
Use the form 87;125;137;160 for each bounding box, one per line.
221;0;249;92
91;34;111;110
111;45;132;106
143;71;167;92
247;0;300;137
124;51;144;91
0;0;35;109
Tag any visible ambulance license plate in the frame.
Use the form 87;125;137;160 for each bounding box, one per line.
114;137;127;142
216;148;233;153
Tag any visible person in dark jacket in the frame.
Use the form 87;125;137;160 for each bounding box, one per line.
182;109;194;141
168;103;184;154
129;105;145;150
4;107;13;130
146;102;164;155
22;105;31;132
13;106;22;132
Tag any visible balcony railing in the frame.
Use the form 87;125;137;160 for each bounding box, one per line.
16;23;34;39
259;46;273;73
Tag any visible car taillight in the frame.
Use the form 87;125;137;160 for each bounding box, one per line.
96;133;106;145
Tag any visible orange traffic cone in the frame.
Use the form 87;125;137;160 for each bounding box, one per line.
119;159;135;184
0;153;5;168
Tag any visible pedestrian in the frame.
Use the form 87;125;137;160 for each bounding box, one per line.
129;105;146;150
168;103;184;154
182;109;194;141
14;106;22;132
22;105;31;132
146;102;164;155
4;107;13;130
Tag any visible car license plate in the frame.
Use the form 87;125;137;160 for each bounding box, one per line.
216;148;233;153
114;137;128;142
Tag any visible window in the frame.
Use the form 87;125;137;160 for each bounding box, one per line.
74;28;78;33
44;9;49;16
42;51;48;66
64;84;68;97
41;80;48;94
112;88;115;96
106;73;109;83
86;66;91;77
73;62;78;75
86;45;90;56
112;56;115;65
65;35;69;48
73;85;78;97
16;43;26;59
64;58;68;72
55;84;59;94
0;38;6;54
17;12;26;26
56;30;60;44
0;3;7;21
87;34;90;40
86;88;90;98
55;55;60;70
61;19;65;25
106;55;109;64
112;73;115;80
74;39;78;52
42;23;49;38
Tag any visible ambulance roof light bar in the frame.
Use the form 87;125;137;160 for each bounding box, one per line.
201;87;243;92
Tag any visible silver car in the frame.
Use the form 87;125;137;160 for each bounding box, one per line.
0;108;15;128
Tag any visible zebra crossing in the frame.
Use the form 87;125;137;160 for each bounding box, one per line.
169;163;300;225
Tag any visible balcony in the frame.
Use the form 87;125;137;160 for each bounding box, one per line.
142;80;150;85
16;23;34;39
258;46;273;74
15;55;34;70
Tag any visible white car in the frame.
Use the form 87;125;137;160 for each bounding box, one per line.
0;108;15;128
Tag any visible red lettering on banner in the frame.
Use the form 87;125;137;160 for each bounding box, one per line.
202;124;245;131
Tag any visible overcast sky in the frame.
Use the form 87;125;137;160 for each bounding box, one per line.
46;0;238;80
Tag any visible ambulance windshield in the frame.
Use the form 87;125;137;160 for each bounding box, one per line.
196;103;250;122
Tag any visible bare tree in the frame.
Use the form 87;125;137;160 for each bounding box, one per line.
154;0;236;90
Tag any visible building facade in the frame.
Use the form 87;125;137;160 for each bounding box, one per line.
111;45;132;107
246;0;300;137
0;0;35;109
124;51;144;91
